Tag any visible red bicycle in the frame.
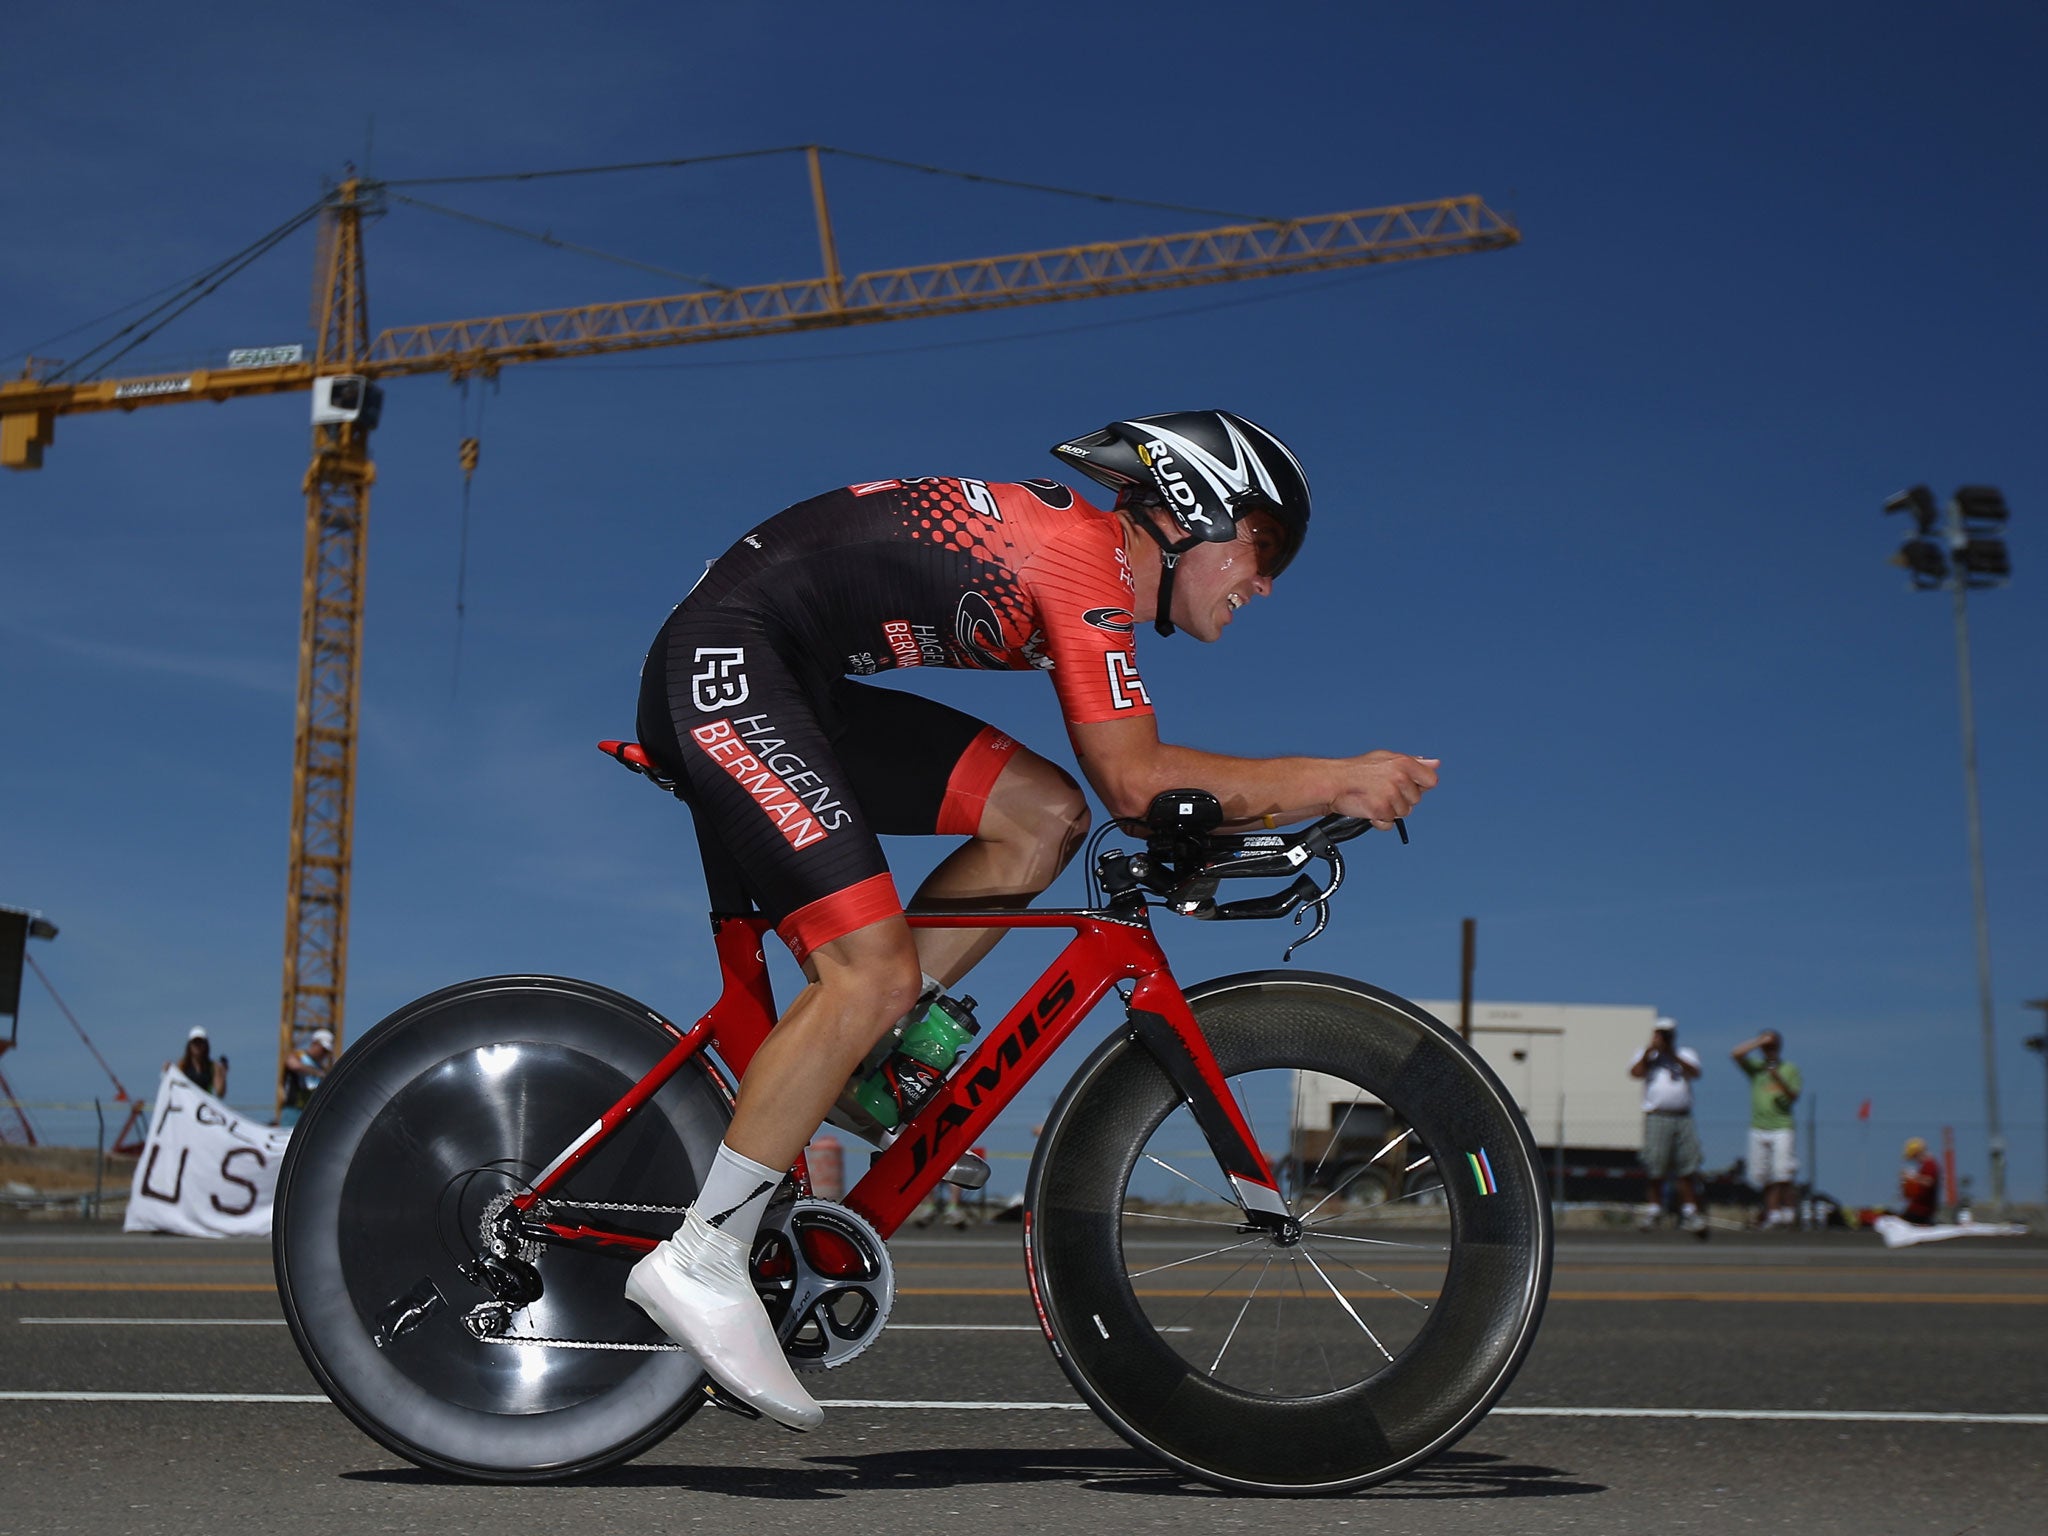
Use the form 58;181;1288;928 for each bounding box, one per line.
274;745;1551;1494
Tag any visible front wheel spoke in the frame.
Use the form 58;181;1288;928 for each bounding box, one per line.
1288;1253;1340;1392
1127;1235;1265;1280
1208;1257;1274;1376
1296;1246;1394;1362
1143;1152;1235;1209
1298;1127;1415;1224
1149;1251;1262;1336
1307;1179;1447;1227
1120;1208;1254;1233
1309;1241;1433;1310
1297;1228;1449;1253
1307;1094;1363;1188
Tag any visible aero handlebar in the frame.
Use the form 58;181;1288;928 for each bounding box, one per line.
1092;794;1405;959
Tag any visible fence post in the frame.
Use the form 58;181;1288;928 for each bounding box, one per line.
93;1098;105;1221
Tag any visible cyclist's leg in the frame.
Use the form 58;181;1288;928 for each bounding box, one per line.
911;747;1090;982
724;915;921;1172
638;617;927;1152
629;616;924;1427
825;678;1090;985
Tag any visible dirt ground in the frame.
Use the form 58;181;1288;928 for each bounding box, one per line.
0;1144;134;1196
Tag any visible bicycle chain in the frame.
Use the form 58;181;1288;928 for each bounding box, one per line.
463;1198;727;1354
474;1332;689;1353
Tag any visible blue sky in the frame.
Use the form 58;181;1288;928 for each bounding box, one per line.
3;3;2044;1205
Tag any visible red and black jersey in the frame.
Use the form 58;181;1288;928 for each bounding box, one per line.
681;477;1153;725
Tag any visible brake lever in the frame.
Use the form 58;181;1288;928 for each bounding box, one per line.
1282;841;1347;960
1283;898;1330;963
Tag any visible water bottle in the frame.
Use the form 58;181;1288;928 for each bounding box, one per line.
851;993;980;1130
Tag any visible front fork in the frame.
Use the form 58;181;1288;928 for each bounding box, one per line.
1125;977;1292;1235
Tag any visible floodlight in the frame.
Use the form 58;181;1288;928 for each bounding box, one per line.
1954;485;2010;530
1884;484;1940;535
1957;537;2011;582
1891;538;1948;586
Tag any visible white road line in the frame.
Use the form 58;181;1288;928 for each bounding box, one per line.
20;1318;284;1326
1493;1407;2048;1425
2;1392;331;1404
887;1324;1191;1334
0;1392;2042;1424
826;1400;1093;1410
13;1319;1190;1334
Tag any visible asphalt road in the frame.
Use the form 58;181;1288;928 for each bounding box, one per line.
3;1222;2043;1536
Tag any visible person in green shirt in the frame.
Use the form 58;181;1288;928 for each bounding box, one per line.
1732;1031;1802;1228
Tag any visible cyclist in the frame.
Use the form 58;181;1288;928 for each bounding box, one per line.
623;411;1441;1429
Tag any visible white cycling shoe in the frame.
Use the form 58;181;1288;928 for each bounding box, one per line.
623;1208;823;1432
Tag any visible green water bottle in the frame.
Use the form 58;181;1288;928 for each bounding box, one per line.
851;993;980;1129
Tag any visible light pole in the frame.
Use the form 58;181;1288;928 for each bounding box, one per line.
1885;485;2014;1210
2024;999;2046;1209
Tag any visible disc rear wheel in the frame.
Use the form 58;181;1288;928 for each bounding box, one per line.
273;976;730;1481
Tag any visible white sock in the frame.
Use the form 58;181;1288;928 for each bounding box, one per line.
688;1143;781;1247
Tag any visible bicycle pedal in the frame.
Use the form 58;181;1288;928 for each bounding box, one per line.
703;1382;763;1422
942;1152;990;1190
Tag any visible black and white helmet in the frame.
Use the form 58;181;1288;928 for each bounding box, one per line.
1051;409;1312;578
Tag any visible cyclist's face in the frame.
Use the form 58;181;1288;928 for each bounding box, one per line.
1171;513;1278;642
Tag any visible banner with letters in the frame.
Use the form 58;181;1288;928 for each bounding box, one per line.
124;1069;293;1237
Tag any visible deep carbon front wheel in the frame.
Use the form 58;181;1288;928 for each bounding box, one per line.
1025;972;1551;1495
273;976;731;1481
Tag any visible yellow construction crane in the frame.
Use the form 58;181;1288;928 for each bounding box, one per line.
0;147;1518;1112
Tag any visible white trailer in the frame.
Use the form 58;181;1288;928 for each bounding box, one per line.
1288;1000;1663;1200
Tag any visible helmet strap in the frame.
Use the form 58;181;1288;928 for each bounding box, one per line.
1153;551;1182;638
1127;507;1203;638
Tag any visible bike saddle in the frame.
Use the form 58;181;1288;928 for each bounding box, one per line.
597;739;661;773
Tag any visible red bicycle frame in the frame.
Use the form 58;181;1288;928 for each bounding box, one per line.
508;906;1288;1251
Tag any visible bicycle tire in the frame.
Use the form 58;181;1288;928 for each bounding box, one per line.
1025;971;1551;1495
274;975;731;1481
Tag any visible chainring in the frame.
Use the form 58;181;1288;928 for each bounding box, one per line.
752;1199;894;1372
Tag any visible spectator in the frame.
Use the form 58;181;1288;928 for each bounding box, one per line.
1731;1030;1802;1227
166;1026;227;1097
1899;1136;1941;1225
279;1029;334;1128
1629;1017;1708;1237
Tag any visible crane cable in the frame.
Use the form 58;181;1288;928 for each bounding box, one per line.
386;191;739;293
59;199;327;384
450;376;492;699
817;146;1277;223
382;143;1270;223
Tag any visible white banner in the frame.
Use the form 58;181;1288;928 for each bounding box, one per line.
124;1069;293;1238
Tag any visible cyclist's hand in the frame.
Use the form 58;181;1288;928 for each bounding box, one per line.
1333;752;1439;827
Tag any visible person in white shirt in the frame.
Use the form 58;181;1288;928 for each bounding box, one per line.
1628;1017;1708;1237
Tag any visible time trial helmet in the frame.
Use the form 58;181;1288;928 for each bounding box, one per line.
1051;409;1311;578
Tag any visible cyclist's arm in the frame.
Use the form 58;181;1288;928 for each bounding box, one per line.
1066;713;1438;826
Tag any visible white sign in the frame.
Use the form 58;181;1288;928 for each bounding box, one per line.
227;345;305;369
112;376;193;400
124;1069;293;1238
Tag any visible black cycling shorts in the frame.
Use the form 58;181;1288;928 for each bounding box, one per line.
637;609;1021;962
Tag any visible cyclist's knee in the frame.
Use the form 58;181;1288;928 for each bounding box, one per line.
810;917;923;1024
1047;774;1091;872
1025;767;1090;887
984;751;1091;889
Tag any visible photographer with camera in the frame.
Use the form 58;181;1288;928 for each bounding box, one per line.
1629;1017;1708;1237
